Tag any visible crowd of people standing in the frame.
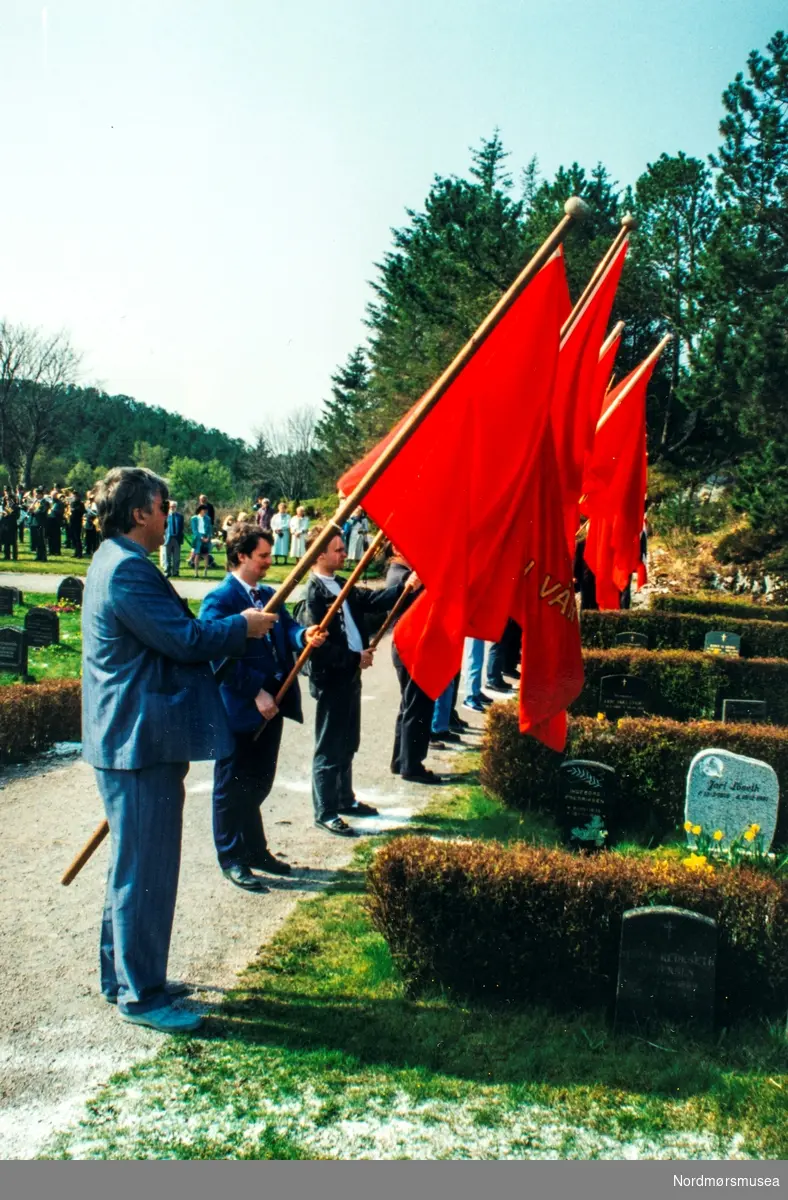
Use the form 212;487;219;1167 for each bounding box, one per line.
1;485;100;562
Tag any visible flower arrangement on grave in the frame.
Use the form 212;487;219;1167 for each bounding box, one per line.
46;600;79;614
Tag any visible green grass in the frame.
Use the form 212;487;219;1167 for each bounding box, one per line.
42;786;788;1161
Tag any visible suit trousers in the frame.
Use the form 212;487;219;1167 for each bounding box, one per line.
312;677;360;821
212;718;283;868
391;656;433;776
70;527;83;558
95;761;189;1015
165;537;181;577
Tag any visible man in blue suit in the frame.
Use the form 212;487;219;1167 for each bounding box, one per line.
82;468;277;1034
163;499;185;577
200;524;325;891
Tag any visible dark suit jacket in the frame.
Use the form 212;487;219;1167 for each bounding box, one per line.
82;536;247;769
200;574;307;732
304;572;404;694
166;512;185;544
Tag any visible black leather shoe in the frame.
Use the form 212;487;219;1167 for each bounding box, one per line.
222;865;269;892
315;816;356;837
401;768;447;785
251;851;292;876
431;729;463;744
485;681;513;694
449;713;470;731
337;800;379;817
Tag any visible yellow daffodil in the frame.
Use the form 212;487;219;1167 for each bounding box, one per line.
596;712;606;722
691;824;702;836
744;829;756;843
682;852;713;874
750;824;761;834
712;830;724;842
683;821;693;832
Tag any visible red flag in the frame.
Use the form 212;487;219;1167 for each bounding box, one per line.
338;251;567;699
551;239;628;555
582;354;655;609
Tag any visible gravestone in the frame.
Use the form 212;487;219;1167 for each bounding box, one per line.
704;630;741;657
721;698;768;725
599;675;651;720
0;628;28;677
56;576;84;606
0;587;15;616
558;760;616;850
685;748;779;852
615;906;717;1034
24;607;59;648
614;631;649;649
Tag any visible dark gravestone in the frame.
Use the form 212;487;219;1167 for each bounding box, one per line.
56;576;84;606
704;630;741;657
7;587;22;607
558;759;616;850
721;698;768;725
614;631;649;649
615;906;717;1034
0;627;28;677
25;606;59;648
599;675;651;720
0;586;15;616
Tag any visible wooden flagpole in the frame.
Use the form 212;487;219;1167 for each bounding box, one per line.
599;319;625;360
252;530;387;742
595;334;672;433
560;214;636;341
61;197;589;886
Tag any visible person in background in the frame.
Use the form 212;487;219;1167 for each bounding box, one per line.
387;550;443;784
47;489;65;557
271;501;291;564
0;489;19;561
198;493;215;527
29;488;49;562
346;509;369;562
190;503;213;578
255;497;273;533
289;505;309;560
164;500;185;578
68;490;86;559
84;492;100;556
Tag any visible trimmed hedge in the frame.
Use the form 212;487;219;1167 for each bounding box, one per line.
576;647;788;724
0;679;81;760
368;837;788;1020
651;594;788;623
480;706;788;846
581;608;788;659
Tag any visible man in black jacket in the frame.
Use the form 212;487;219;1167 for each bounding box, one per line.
304;530;410;837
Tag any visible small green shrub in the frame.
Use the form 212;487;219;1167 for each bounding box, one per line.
0;679;81;760
367;837;788;1020
651;594;788;623
581;608;788;659
576;647;788;724
480;706;788;847
715;527;779;565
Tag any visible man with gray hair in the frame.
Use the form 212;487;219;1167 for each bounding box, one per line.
82;467;278;1034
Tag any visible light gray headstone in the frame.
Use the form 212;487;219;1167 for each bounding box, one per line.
685;748;779;852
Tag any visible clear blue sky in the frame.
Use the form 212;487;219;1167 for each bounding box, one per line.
2;1;784;441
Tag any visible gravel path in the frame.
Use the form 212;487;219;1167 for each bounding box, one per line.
0;650;483;1159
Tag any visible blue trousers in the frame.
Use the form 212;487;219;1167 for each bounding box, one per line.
431;679;454;733
464;638;486;702
96;762;188;1015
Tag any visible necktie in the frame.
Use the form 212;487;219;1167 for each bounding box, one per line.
250;587;265;607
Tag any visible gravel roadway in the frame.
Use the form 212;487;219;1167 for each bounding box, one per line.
0;648;482;1159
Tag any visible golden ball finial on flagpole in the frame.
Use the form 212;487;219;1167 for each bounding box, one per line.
621;211;638;231
564;196;591;221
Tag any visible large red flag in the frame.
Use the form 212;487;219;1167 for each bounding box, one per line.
582;355;655;609
337;251;567;699
551;239;628;556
